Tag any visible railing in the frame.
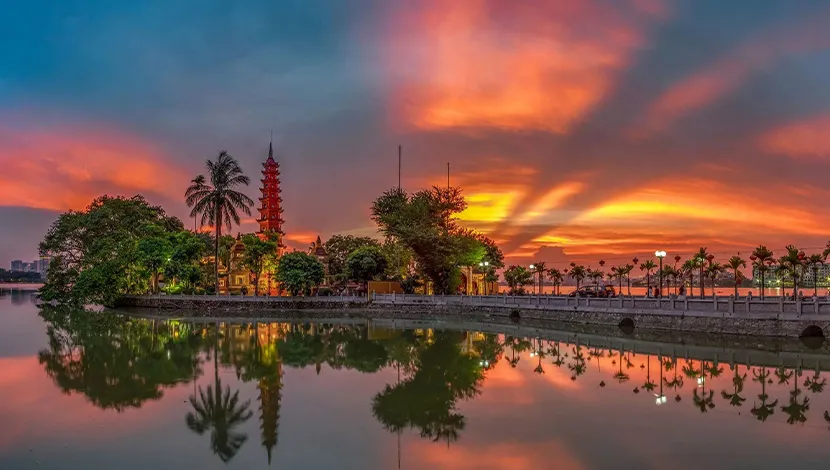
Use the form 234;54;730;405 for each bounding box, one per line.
129;294;369;303
370;293;830;317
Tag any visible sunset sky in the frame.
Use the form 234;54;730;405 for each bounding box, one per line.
3;0;830;268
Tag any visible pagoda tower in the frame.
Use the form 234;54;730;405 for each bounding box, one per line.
257;141;285;247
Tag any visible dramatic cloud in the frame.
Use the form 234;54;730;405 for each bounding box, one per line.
758;113;830;158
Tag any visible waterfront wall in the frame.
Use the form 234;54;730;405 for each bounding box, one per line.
115;294;830;339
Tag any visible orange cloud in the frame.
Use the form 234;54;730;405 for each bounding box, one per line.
636;9;830;136
0;121;187;211
382;0;666;133
758;114;830;158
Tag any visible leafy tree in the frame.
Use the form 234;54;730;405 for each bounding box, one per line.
137;234;173;294
381;238;414;280
240;234;278;296
323;235;380;287
345;246;389;290
39;195;184;305
371;186;501;294
275;252;325;296
503;265;533;295
568;265;587;290
0;269;43;283
185;151;255;294
548;268;564;295
164;230;211;292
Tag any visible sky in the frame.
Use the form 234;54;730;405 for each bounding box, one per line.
3;0;830;269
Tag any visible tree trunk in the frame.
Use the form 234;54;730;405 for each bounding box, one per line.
700;267;705;298
761;270;765;299
254;271;260;296
214;207;221;296
734;271;738;298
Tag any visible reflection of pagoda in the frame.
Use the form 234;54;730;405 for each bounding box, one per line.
259;362;283;465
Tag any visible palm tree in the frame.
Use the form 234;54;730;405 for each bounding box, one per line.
692;247;711;298
726;256;746;298
661;265;679;295
805;254;824;298
640;260;656;294
776;245;805;298
186;152;255;294
623;264;634;295
751;245;775;299
548;269;564;295
587;268;603;288
189;175;206;232
680;259;696;296
705;261;725;296
751;367;777;422
186;322;254;462
611;266;625;295
533;261;547;294
568;265;586;291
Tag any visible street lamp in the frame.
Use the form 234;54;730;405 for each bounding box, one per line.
479;261;489;295
529;264;536;295
655;251;667;298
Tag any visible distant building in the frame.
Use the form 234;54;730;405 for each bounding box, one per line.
752;264;830;287
10;260;25;272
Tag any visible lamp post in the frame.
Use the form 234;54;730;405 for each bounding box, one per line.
655;251;667;298
529;264;536;295
479;261;489;295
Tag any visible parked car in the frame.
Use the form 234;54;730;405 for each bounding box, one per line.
568;285;616;298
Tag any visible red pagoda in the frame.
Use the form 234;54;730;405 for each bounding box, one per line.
257;141;285;250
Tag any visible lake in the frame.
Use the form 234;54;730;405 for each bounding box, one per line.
2;287;830;469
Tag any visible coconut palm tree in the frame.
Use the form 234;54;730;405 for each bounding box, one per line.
610;266;626;295
726;256;746;298
751;245;775;299
705;261;725;296
776;245;805;298
751;367;777;422
533;261;547;294
186;152;255;294
692;247;711;298
568;265;587;291
623;264;634;295
548;269;564;295
640;260;656;294
805;254;824;298
587;267;603;288
661;265;679;295
189;175;206;232
681;259;696;295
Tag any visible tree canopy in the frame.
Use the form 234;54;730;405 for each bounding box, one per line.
323;235;380;287
345;246;389;288
38;195;185;305
371;186;503;294
275;251;325;296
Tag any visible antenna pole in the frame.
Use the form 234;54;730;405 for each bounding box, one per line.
398;145;402;190
447;162;450;189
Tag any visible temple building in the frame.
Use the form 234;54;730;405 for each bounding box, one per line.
218;141;285;295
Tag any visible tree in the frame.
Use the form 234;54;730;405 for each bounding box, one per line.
751;367;777;422
681;259;696;295
532;261;547;294
275;252;325;296
587;268;603;288
705;261;724;294
805;254;824;297
323;235;380;287
346;246;389;291
726;256;746;298
136;234;173;294
692;247;711;298
776;245;805;298
39;195;184;305
548;269;564;295
503;266;533;295
185;151;255;295
623;264;634;295
751;245;775;299
371;186;500;294
568;265;586;290
640;260;656;293
240;235;278;296
381;237;414;280
165;230;211;293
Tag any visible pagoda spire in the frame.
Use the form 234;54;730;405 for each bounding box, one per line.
269;130;273;159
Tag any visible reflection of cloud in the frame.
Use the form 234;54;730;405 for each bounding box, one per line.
759;114;830;158
0;119;186;211
410;440;586;470
382;0;665;133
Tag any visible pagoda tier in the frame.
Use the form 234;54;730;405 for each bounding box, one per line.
257;142;284;235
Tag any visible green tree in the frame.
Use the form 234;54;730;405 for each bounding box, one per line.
532;261;547;294
275;252;325;296
692;247;711;298
136;234;173;294
185;151;255;295
503;265;533;295
705;261;725;293
726;256;746;298
548;269;564;295
371;186;500;294
240;235;278;296
323;235;381;287
381;237;414;280
38;195;184;305
346;246;389;291
805;254;824;297
164;230;210;293
751;245;775;299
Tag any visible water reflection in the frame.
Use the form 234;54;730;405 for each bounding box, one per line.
30;308;830;467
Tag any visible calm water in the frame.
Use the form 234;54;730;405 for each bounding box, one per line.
3;288;830;469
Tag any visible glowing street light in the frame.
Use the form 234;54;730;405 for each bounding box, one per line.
655;251;667;298
529;264;536;295
479;261;489;295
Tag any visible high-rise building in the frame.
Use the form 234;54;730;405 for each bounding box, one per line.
10;260;25;272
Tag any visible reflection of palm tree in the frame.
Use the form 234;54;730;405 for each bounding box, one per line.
642;356;657;393
693;389;715;413
505;336;530;368
751;367;777;422
775;366;794;385
663;358;684;397
804;371;827;394
721;365;747;407
186;322;253;463
568;346;587;379
782;367;809;425
613;349;629;383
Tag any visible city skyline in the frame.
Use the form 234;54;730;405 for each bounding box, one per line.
3;0;830;266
